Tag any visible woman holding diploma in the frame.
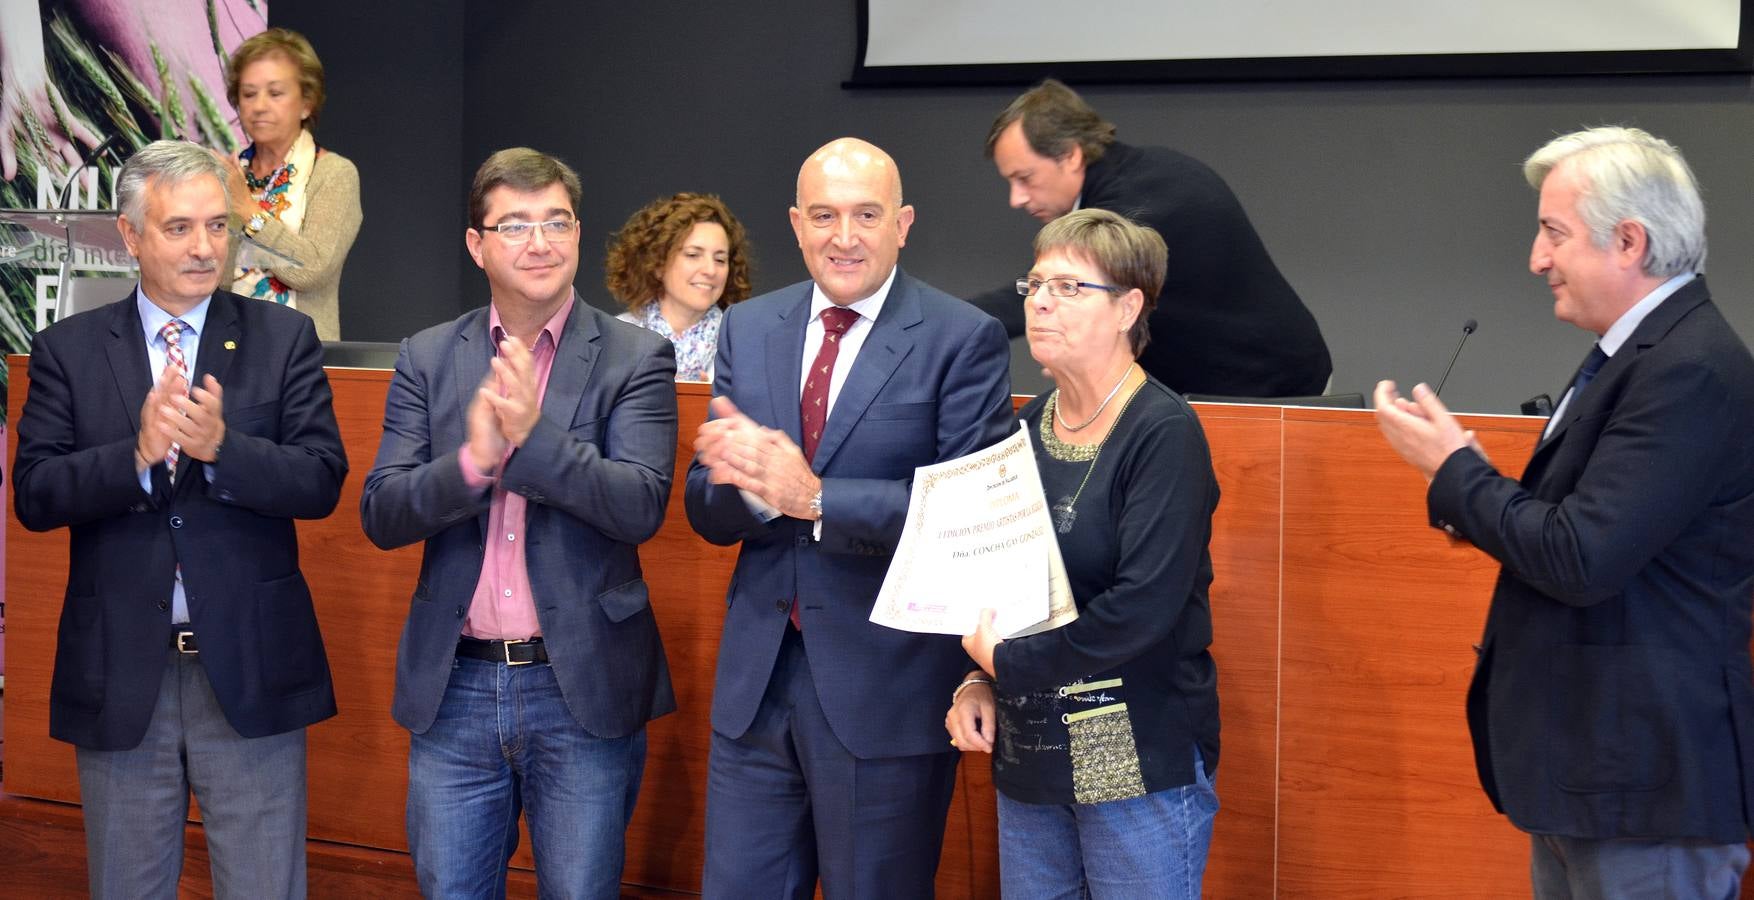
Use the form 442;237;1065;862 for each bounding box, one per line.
947;208;1222;899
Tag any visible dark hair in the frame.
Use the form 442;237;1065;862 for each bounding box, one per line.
468;148;583;228
984;79;1116;165
605;193;752;310
226;28;327;129
1033;208;1164;356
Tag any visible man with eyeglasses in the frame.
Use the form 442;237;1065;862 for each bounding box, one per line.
969;79;1332;399
361;147;679;898
685;138;1012;898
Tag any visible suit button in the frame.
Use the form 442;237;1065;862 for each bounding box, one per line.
775;599;789;613
455;606;465;617
169;515;184;528
157;600;169;611
795;535;809;547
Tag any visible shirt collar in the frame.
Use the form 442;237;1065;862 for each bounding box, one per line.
489;291;577;352
1599;273;1694;357
136;287;212;345
809;266;897;326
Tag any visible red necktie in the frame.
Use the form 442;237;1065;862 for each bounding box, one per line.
801;306;859;463
793;306;859;630
161;320;188;481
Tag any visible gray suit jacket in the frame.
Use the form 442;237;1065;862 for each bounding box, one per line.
360;299;678;737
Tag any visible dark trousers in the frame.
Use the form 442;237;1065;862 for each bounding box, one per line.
703;627;959;899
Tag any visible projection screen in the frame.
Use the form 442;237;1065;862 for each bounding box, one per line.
851;0;1752;85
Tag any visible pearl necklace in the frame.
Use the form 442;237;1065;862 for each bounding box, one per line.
1053;364;1135;433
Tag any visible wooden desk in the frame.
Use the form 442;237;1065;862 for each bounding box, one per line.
6;361;1585;895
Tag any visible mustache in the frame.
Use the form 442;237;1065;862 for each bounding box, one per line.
179;261;218;275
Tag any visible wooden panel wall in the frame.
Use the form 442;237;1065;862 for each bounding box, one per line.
14;359;1666;897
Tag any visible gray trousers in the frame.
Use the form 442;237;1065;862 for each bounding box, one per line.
75;648;307;900
1531;833;1751;900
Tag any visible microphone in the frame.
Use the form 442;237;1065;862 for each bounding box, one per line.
56;134;125;210
1434;318;1477;397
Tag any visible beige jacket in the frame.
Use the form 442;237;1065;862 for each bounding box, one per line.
229;149;363;340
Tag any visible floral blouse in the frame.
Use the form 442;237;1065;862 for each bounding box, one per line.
618;302;723;382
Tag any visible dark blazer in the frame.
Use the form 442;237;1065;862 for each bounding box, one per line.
13;290;347;751
360;300;678;739
1428;277;1754;843
971;141;1332;398
685;270;1013;759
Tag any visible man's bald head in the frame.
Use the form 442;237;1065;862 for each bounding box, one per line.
789;137;915;307
796;138;904;208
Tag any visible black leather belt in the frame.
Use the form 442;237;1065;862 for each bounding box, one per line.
456;636;548;666
173;630;198;654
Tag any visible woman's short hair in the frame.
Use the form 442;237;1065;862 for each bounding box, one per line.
226;28;328;129
605;193;752;311
1033;208;1165;356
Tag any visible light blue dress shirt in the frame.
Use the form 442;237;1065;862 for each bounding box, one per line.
135;288;212;625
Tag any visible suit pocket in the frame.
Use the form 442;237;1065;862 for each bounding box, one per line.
597;578;651;623
865;401;937;421
1548;644;1676;792
51;595;105;711
255;572;328;693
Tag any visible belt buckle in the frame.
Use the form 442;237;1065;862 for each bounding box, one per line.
501;638;532;666
175;631;198;654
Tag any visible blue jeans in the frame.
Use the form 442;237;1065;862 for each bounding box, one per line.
407;655;647;900
996;747;1218;900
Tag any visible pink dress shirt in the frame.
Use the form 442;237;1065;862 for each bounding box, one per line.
457;294;576;640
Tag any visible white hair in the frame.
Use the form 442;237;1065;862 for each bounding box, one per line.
1523;126;1706;278
116;140;231;227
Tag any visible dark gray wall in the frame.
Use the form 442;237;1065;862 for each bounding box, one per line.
299;0;1754;414
277;1;468;341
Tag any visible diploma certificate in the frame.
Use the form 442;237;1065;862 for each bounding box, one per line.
869;425;1077;637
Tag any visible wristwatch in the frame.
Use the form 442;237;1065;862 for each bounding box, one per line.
808;489;823;520
244;212;266;237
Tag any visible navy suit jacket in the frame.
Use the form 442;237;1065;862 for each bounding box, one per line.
1429;277;1754;842
13;290;347;750
685;270;1013;759
360;300;678;738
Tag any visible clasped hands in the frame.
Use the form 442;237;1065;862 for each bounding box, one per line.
136;364;224;472
693;396;821;520
466;335;544;476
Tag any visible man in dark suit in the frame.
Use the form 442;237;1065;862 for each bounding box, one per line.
360;147;677;898
970;79;1331;399
1376;126;1754;896
12;139;347;899
685;138;1013;898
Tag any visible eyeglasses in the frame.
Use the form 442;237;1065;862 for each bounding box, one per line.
1016;277;1121;299
479;218;577;244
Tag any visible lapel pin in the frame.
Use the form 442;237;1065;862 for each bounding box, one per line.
224;340;237;350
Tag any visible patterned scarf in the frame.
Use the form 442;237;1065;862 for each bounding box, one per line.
232;128;318;308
